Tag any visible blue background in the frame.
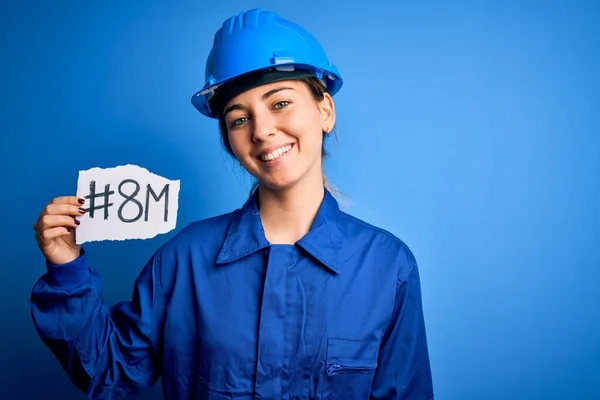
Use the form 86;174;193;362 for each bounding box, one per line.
2;1;599;399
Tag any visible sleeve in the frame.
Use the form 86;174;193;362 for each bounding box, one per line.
370;249;434;400
29;248;166;399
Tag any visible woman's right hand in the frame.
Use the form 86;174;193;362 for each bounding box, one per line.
34;196;86;265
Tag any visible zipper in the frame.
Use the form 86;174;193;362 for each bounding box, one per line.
326;362;376;375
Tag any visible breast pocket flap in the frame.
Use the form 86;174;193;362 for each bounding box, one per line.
326;337;380;375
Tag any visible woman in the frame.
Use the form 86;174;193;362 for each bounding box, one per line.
31;8;434;400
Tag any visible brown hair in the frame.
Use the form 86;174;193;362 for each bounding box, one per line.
216;77;341;198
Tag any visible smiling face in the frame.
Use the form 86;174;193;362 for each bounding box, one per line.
220;78;335;191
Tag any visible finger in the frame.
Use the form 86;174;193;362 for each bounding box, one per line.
50;196;86;206
39;226;73;243
38;214;81;232
41;203;87;217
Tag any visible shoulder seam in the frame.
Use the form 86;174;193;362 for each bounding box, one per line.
338;212;402;242
338;212;416;284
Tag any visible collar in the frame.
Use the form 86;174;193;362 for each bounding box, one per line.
215;188;343;274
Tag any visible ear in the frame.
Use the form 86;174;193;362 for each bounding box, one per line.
319;92;336;133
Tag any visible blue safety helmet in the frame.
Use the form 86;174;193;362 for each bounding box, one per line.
191;8;343;118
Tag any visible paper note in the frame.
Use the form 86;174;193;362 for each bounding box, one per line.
75;164;180;244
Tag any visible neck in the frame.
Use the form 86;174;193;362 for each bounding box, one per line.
257;173;325;245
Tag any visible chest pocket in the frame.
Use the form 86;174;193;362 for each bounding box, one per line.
321;337;380;400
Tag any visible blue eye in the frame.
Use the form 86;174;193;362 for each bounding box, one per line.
274;101;290;109
231;117;248;127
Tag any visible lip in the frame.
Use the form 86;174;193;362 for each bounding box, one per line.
255;142;295;158
256;143;294;167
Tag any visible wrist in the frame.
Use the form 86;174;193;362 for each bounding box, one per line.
45;248;91;289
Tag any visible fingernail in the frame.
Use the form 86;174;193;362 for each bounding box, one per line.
74;218;80;225
67;227;73;232
78;198;85;204
79;208;86;214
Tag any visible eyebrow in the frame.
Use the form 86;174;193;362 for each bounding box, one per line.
222;86;294;118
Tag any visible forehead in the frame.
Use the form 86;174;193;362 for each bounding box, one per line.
227;79;306;103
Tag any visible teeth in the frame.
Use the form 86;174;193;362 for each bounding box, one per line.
260;145;292;162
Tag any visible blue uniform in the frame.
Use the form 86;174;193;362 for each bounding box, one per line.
31;189;433;399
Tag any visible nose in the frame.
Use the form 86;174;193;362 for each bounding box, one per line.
251;110;276;143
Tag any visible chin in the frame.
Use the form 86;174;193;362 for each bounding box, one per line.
244;157;318;192
259;177;298;191
255;169;307;191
